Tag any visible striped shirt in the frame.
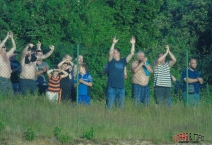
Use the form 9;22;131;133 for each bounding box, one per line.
154;62;171;87
48;75;62;93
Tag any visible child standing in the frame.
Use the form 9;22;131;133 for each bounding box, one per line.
75;63;92;105
46;68;68;101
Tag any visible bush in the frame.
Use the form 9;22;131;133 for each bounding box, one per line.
0;121;5;133
25;127;35;141
54;126;72;144
82;127;94;140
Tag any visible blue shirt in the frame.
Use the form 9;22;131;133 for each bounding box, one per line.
181;68;201;93
75;72;92;96
107;58;127;89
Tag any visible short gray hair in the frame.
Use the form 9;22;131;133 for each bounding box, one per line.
136;51;145;57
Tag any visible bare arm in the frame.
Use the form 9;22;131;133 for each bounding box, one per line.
132;62;153;74
168;45;176;67
126;36;135;63
47;69;54;77
189;77;204;84
171;75;177;82
109;37;118;62
36;70;45;76
155;52;168;66
37;45;54;60
60;70;68;78
35;67;48;76
36;41;41;50
7;32;16;57
131;61;143;73
0;32;9;51
124;67;127;79
58;59;67;69
145;64;153;73
21;43;34;61
198;78;204;84
183;78;198;83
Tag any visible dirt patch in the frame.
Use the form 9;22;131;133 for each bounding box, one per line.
1;137;210;145
0;137;153;145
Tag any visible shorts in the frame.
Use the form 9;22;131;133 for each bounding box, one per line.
46;91;59;102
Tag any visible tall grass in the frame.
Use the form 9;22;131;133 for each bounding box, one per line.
0;94;211;144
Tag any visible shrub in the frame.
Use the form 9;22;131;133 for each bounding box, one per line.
82;127;94;140
25;127;35;141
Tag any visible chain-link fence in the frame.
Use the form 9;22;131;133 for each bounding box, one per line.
1;42;212;109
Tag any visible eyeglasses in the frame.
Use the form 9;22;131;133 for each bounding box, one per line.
2;46;6;48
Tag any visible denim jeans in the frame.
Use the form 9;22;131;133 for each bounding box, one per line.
182;92;200;107
106;86;125;109
20;79;37;96
132;84;150;107
12;83;21;94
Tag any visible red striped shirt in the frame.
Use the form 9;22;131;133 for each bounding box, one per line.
48;75;62;93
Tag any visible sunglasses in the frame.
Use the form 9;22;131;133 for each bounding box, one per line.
2;46;6;48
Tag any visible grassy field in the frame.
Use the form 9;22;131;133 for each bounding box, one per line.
0;94;211;144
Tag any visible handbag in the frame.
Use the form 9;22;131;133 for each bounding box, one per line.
188;84;195;94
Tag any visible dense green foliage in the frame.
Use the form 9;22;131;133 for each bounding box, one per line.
1;0;211;99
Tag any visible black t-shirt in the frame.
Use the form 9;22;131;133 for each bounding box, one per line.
59;69;72;89
10;60;21;83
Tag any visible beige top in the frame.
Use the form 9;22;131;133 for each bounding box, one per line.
131;60;150;86
0;53;12;78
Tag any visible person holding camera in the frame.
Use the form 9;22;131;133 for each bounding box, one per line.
181;59;203;107
131;51;153;106
20;43;54;96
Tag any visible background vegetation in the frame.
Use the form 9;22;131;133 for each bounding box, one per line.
0;0;212;143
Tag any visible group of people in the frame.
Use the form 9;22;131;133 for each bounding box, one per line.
0;32;204;107
106;36;203;109
0;32;92;105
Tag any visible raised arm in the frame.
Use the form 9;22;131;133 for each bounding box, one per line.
167;45;176;67
0;32;9;51
21;43;34;62
47;69;53;77
7;32;16;57
155;46;169;66
66;60;74;71
36;41;41;50
126;36;135;63
109;36;118;62
58;59;67;69
37;45;54;60
60;70;68;78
